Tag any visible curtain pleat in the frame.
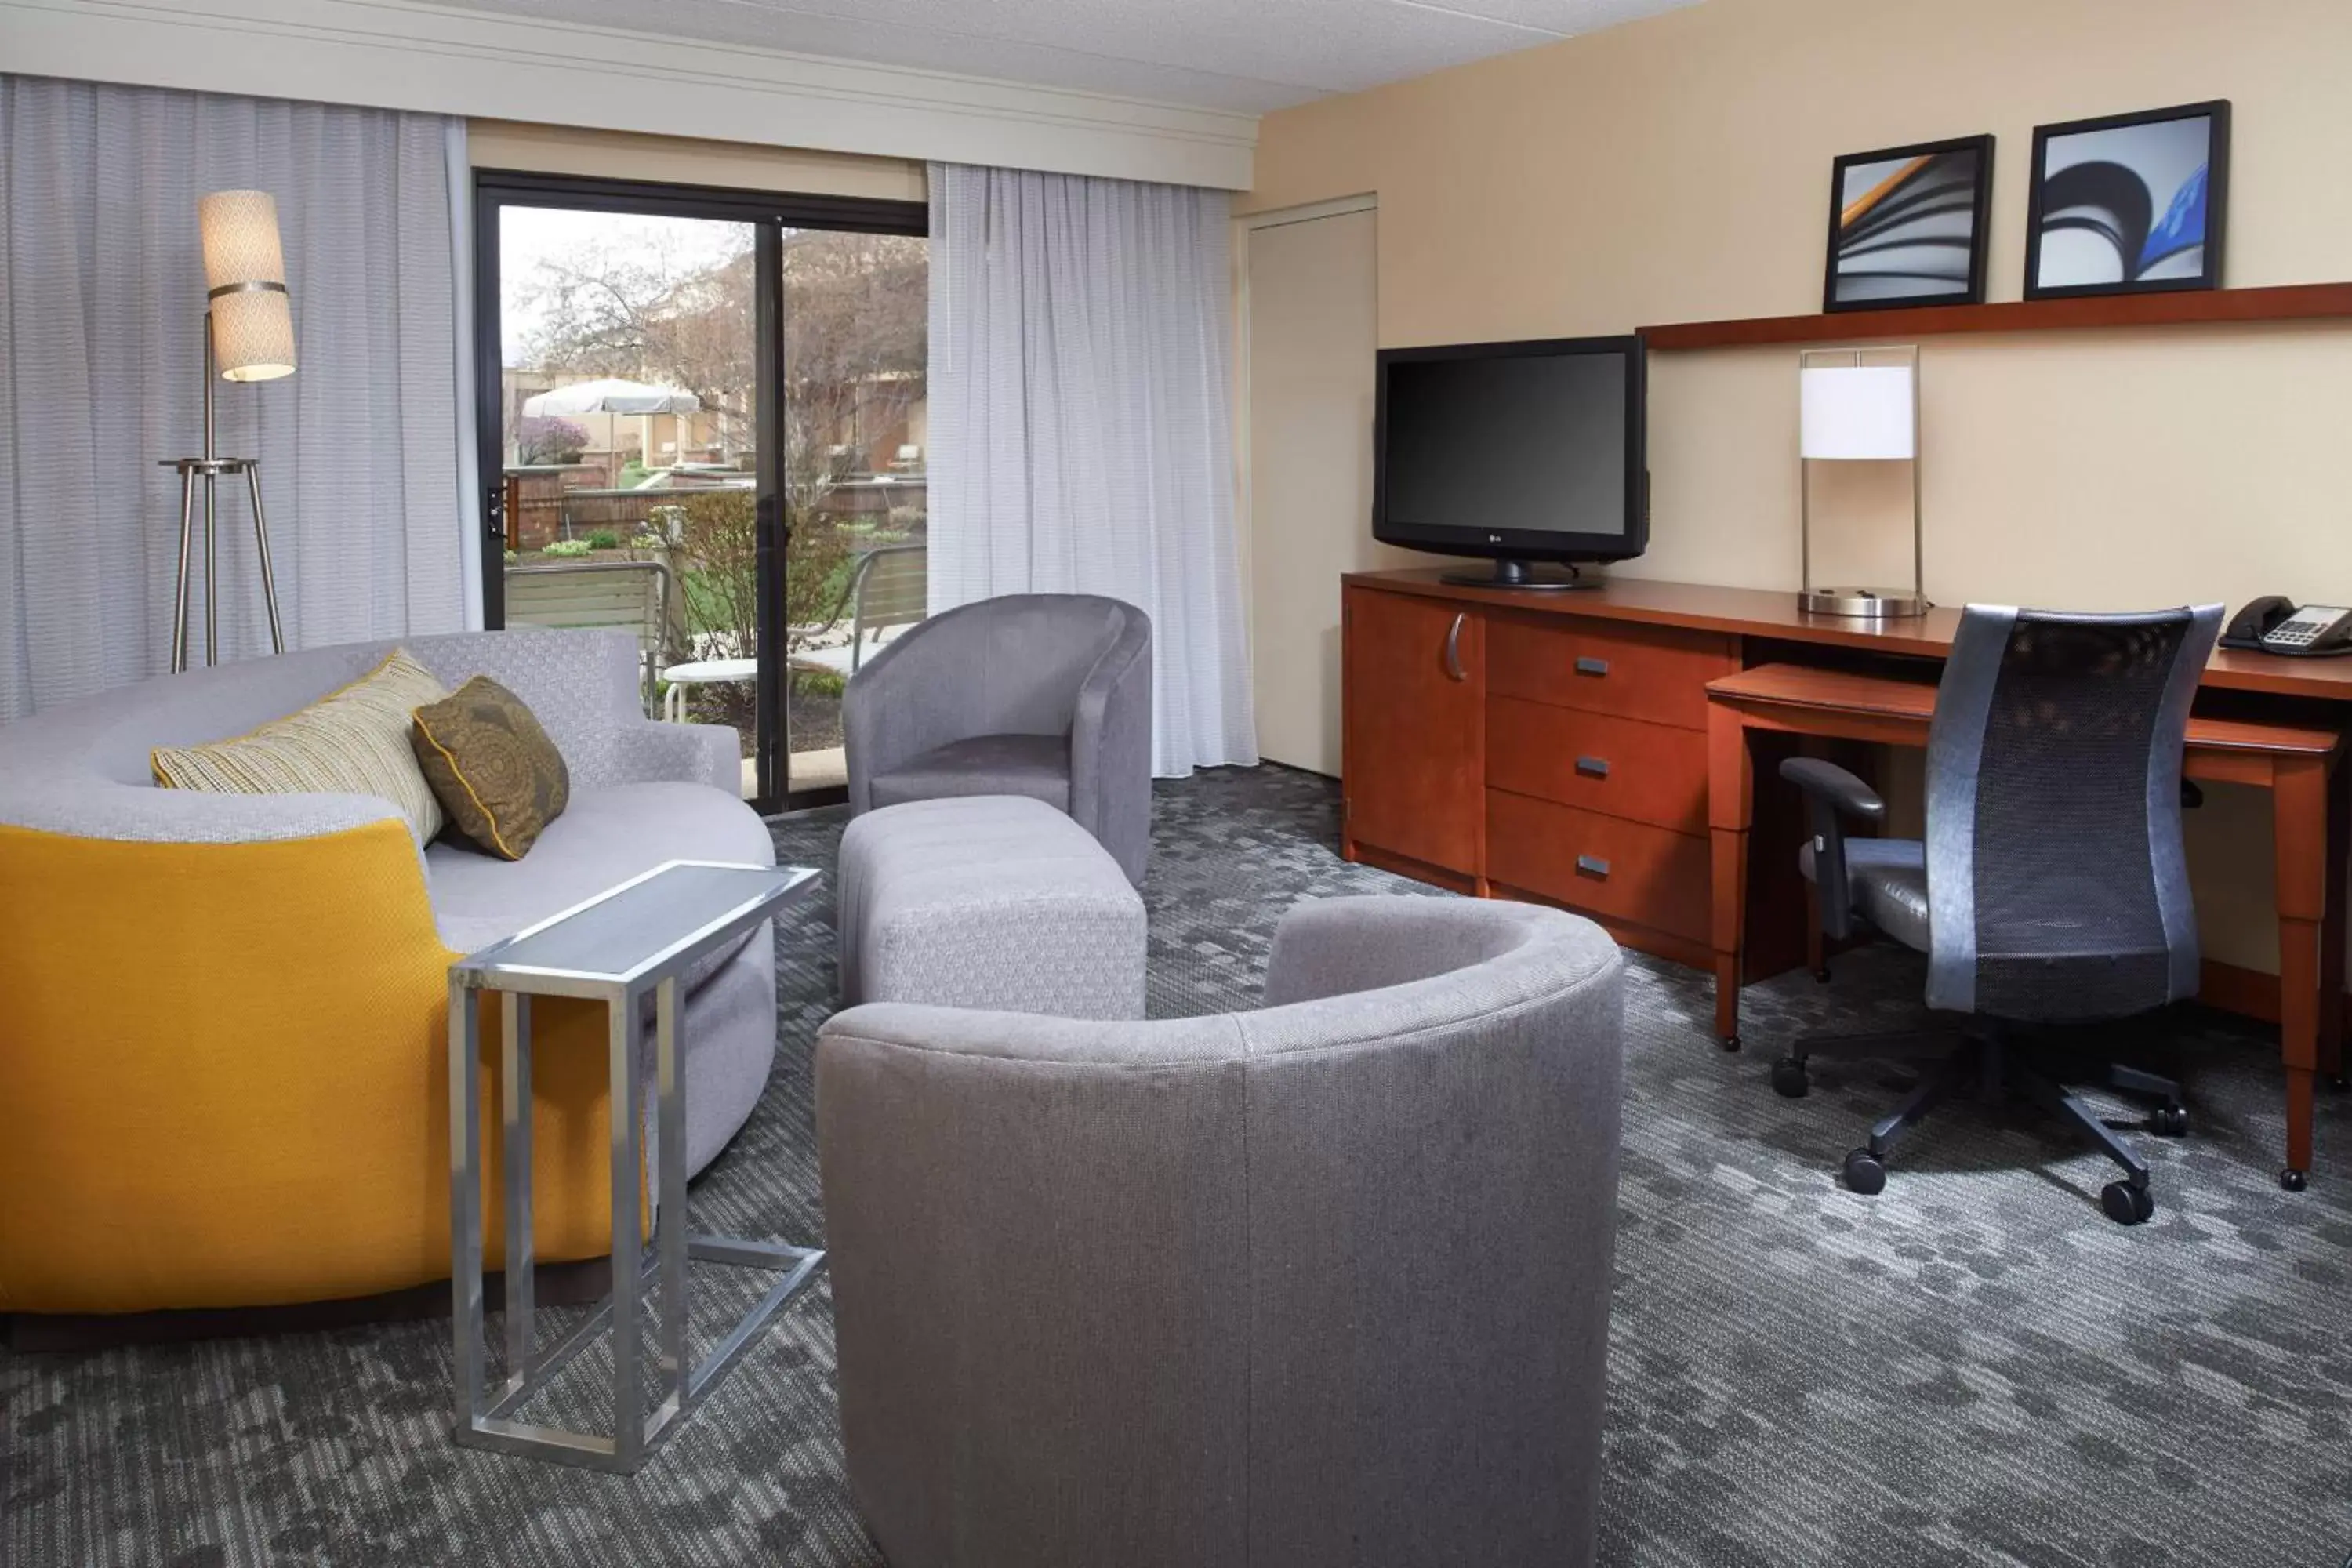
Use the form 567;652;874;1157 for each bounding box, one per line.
927;162;1258;776
0;76;466;724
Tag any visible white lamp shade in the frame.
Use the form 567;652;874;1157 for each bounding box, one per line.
198;190;285;289
1800;365;1915;460
199;189;296;381
211;289;296;382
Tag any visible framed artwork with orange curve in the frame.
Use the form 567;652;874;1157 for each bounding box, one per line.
1823;133;1995;314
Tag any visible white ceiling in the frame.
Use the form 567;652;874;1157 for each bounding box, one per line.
436;0;1701;114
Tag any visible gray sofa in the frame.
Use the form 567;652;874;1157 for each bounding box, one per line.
815;895;1626;1568
842;594;1152;885
0;629;777;1313
0;628;781;1173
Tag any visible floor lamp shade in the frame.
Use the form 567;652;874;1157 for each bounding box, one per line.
199;190;296;381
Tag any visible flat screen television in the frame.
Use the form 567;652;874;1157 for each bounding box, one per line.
1371;334;1647;590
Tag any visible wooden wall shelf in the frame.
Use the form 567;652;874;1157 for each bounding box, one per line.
1639;281;2352;351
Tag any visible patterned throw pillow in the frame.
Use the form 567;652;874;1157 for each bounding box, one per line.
408;676;571;860
152;648;449;845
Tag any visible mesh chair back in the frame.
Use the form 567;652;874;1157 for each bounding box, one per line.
848;545;928;670
503;560;677;713
1923;604;2221;1019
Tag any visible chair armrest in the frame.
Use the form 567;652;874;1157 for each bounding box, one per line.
1067;608;1153;884
1263;895;1571;1007
843;611;977;812
603;720;741;793
1778;758;1885;821
1778;757;1883;942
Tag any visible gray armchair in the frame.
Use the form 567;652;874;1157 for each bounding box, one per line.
815;895;1625;1568
842;594;1152;884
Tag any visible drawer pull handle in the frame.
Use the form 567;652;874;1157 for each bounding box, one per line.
1575;854;1611;878
1573;655;1609;677
1443;612;1468;683
1575;755;1610;779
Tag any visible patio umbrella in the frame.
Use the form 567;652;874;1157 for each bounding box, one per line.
521;379;702;470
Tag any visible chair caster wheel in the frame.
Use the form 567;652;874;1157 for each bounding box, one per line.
1719;1033;1742;1053
1812;967;1831;984
1771;1058;1810;1098
2281;1167;2309;1192
2100;1181;2155;1225
1842;1149;1886;1196
2149;1104;2189;1137
2328;1074;2350;1094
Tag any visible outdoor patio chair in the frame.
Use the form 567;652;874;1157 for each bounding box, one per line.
790;543;927;679
503;559;677;712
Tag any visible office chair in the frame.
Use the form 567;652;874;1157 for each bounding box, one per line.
1773;603;2223;1225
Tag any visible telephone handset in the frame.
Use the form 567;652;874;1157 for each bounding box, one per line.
2222;597;2352;657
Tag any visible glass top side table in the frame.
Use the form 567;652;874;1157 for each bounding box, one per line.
448;858;820;1472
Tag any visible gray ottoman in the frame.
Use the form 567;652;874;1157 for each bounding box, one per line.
836;795;1147;1019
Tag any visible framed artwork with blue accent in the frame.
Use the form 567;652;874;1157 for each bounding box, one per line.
2024;100;2230;299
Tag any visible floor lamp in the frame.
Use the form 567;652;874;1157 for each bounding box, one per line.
163;189;295;672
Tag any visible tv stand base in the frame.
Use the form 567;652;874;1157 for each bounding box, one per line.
1437;559;1598;591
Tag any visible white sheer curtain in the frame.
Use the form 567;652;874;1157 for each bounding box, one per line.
927;162;1258;776
0;76;468;724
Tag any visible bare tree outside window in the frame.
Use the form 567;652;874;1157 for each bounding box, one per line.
514;226;926;516
514;227;760;463
499;205;928;792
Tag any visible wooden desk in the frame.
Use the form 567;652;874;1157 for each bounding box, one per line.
1339;568;2352;1187
1706;662;2347;1189
1345;571;2352;705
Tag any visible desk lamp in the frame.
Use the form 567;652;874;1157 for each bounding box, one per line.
1798;345;1926;618
163;189;295;671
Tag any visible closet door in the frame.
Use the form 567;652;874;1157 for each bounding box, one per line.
1246;201;1403;775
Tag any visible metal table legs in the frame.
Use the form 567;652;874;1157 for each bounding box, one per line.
449;975;824;1472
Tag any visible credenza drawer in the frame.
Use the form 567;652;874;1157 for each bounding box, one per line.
1486;789;1711;943
1486;697;1708;835
1486;615;1737;731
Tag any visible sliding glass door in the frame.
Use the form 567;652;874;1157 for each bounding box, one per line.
473;172;927;810
772;225;932;796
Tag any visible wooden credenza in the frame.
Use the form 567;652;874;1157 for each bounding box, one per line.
1343;574;1736;968
1341;565;2352;988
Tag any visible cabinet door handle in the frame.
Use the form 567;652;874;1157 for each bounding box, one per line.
1573;655;1609;677
1443;612;1468;682
1575;755;1610;779
1575;854;1611;878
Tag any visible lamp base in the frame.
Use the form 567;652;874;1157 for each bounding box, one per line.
1799;587;1931;619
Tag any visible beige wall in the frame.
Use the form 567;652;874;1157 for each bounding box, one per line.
1242;0;2352;974
468;120;927;203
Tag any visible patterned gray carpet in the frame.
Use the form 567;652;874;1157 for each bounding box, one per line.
5;764;2351;1567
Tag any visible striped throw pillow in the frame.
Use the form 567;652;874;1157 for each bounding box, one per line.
152;648;450;845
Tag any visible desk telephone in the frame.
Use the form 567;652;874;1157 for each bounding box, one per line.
2223;597;2352;657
